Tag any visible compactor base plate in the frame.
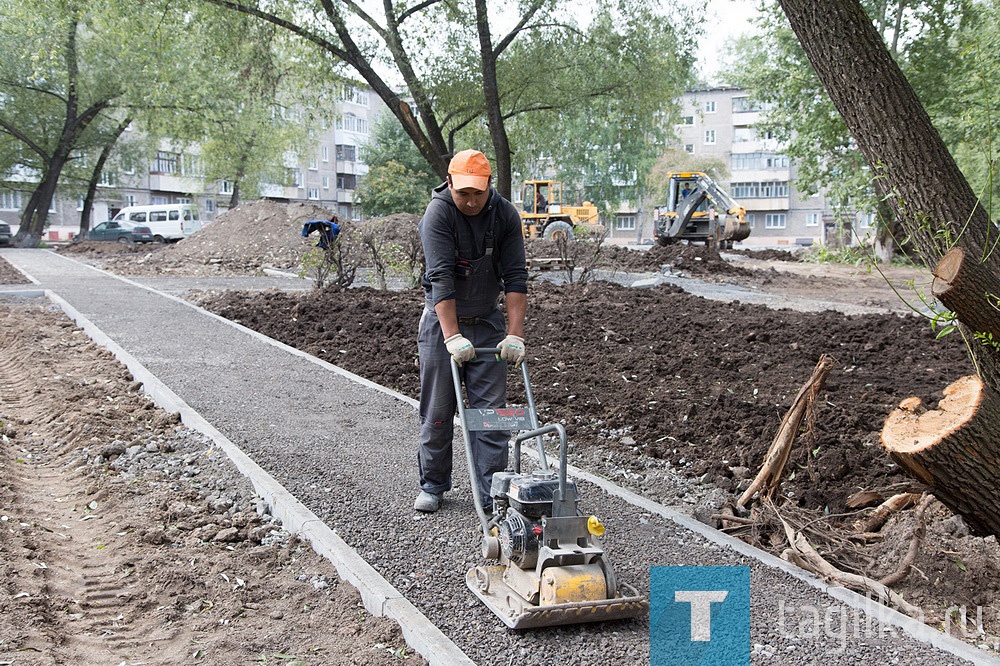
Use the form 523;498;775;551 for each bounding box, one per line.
466;565;648;629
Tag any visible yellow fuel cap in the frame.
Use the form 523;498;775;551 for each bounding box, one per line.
587;515;605;537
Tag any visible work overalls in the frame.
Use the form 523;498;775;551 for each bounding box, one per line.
417;210;509;509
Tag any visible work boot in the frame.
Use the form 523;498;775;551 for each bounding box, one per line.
413;491;442;513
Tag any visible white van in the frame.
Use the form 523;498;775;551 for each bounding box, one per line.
111;204;203;242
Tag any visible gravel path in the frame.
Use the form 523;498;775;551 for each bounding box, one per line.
3;248;992;666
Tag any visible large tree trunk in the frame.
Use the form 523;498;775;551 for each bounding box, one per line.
777;0;1000;522
776;0;1000;384
80;117;132;240
882;376;1000;536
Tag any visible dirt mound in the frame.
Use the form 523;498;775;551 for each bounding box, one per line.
731;248;803;262
75;200;334;276
526;240;755;278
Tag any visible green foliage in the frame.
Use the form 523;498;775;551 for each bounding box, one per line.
299;231;360;290
801;244;869;266
355;117;438;216
504;1;697;209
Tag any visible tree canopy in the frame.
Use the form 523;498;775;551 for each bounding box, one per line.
200;0;698;200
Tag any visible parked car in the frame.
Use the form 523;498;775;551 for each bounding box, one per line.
87;220;154;243
110;203;203;242
0;222;11;245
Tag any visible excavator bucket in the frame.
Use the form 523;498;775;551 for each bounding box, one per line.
466;565;648;629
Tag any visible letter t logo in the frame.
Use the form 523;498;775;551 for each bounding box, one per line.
674;590;729;641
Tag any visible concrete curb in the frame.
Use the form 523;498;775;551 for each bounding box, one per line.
42;288;475;666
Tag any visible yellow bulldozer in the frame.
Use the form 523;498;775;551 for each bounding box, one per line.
519;179;602;241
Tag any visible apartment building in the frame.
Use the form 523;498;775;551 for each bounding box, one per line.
671;86;860;249
0;84;385;240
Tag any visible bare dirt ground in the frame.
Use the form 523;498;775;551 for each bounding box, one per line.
3;198;998;658
0;292;418;664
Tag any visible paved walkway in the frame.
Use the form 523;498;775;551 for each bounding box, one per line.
1;248;995;666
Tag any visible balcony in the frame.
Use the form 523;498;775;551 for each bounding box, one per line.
148;173;201;193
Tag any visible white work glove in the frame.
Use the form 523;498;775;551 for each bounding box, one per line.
498;335;526;366
444;334;476;365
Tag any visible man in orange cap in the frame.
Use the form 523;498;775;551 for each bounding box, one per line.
414;149;528;513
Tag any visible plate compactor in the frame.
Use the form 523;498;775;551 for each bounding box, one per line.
452;350;648;629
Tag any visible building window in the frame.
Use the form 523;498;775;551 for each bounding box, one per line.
151;151;180;174
308;156;318;170
732;153;790;171
98;171;115;187
339;114;369;134
77;196;85;211
684;144;694;154
337;173;357;190
746;213;755;229
729;181;789;199
219;180;233;195
679;115;694;125
858;212;875;228
322;176;330;189
292;169;303;187
1;189;22;210
340;85;371;107
338;204;353;220
336;144;357;162
205;199;215;213
806;213;820;227
704;130;716;145
705;101;717;113
176;197;191;204
124;194;138;207
322;145;329;162
307;187;320;200
765;213;787;229
615;214;636;231
151;196;168;205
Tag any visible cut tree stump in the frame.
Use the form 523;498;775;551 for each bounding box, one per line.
932;247;1000;345
881;374;1000;536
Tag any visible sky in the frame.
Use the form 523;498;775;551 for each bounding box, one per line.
694;0;762;83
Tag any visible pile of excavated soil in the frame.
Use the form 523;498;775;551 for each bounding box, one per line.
61;200;336;276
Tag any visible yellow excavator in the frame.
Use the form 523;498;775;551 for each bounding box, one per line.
652;172;751;249
519;179;602;241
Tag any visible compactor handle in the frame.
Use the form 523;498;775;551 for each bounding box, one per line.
451;348;542;533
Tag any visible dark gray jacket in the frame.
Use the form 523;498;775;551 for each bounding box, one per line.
419;183;527;316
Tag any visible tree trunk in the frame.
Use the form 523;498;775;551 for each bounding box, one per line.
15;159;64;247
776;0;990;262
475;0;512;200
933;247;1000;346
777;0;1000;510
882;376;1000;536
80;117;132;240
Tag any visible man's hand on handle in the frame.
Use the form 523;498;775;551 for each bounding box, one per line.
444;334;476;365
499;334;525;366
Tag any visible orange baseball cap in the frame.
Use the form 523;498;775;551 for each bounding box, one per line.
448;149;492;191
